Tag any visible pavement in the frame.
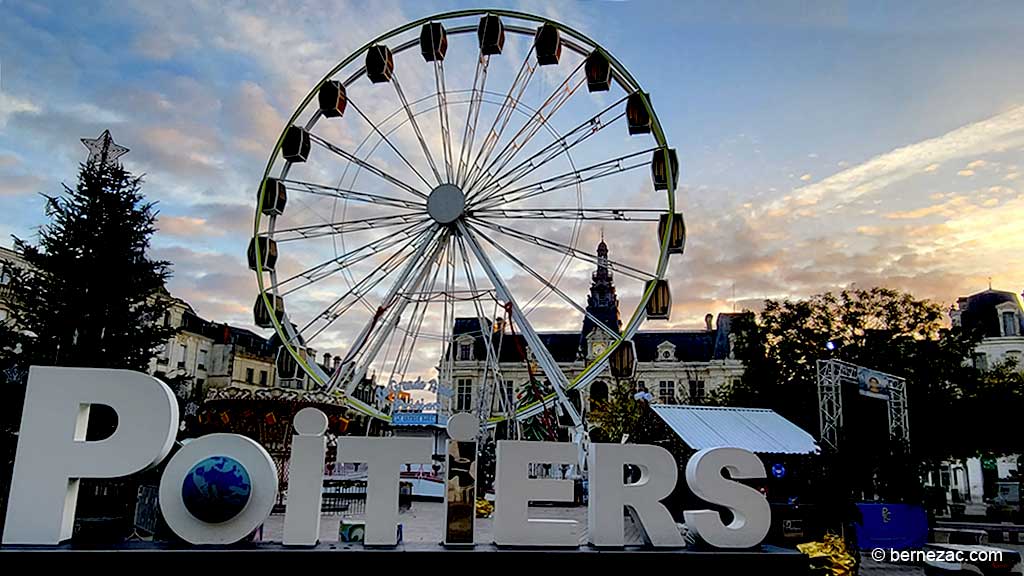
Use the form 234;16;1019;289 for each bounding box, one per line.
260;501;1001;574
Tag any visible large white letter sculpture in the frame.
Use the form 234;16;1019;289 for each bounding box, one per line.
684;447;771;548
159;433;279;544
283;407;329;546
3;367;178;544
494;441;578;547
339;437;431;546
588;443;684;547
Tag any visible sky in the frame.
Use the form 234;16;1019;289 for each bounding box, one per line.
1;0;1023;376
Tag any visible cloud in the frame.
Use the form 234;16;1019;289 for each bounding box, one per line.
958;169;975;176
133;30;200;60
799;173;812;182
924;163;940;172
769;105;1024;212
158;215;226;238
967;159;988;169
0;173;45;196
0;92;40;127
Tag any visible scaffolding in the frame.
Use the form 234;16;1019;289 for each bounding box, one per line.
816;358;909;451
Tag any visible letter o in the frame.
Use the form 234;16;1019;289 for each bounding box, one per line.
159;433;278;544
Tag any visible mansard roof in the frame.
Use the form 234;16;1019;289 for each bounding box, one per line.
957;289;1024;338
451;312;747;364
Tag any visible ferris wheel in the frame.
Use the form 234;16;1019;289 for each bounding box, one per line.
249;9;685;433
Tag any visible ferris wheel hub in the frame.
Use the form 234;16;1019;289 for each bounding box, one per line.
426;183;466;224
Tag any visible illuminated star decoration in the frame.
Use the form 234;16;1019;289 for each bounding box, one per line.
81;129;129;166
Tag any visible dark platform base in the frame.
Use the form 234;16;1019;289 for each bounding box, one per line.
2;542;810;572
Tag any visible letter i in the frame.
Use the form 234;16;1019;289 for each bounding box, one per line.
443;412;479;546
283;407;328;546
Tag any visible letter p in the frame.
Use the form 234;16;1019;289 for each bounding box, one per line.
3;367;178;544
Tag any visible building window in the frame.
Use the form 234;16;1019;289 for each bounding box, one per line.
503;380;515;410
246;367;254;384
198;349;208;371
459;343;473;361
658;380;675;404
1003;312;1019;337
661;350;672;360
689;380;705;401
974;353;988;371
940;466;950;488
178;344;187;369
195;379;204;398
456;378;473;412
259;370;268;386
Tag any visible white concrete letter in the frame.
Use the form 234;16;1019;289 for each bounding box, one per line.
494;441;578;547
339;437;431;546
588;443;684;547
283;408;328;546
159;433;278;544
3;367;178;545
684;447;770;548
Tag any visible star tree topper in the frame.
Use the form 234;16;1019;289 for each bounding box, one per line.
81;129;129;166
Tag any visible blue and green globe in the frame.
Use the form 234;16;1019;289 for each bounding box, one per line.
181;456;252;523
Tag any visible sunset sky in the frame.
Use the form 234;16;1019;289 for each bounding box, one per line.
1;0;1022;348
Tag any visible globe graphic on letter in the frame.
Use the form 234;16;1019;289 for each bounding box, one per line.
181;456;252;524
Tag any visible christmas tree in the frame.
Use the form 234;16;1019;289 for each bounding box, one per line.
3;156;173;370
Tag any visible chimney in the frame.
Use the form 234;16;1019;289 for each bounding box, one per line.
333;356;342;371
323;352;332;367
704;313;713;331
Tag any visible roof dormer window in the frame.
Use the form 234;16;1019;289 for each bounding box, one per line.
656;341;676;362
1002;311;1019;337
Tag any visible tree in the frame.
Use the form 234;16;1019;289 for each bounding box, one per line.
721;288;983;502
588;379;644;443
0;157;175;541
2;159;174;372
957;358;1024;459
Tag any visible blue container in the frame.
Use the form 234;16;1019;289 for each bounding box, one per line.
854;503;928;550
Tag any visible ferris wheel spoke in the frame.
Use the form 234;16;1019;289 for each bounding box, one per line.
463;46;537;192
269;212;427;243
469;97;628;202
308;133;428;200
300;235;427;343
433;59;455;182
466;220;619;339
469;207;664;222
473;147;657;210
456;221;582;429
455;50;491;187
272;219;432;297
342;229;448;395
468;216;657;282
327;226;441;392
347;98;438;192
383;237;446;401
391;72;444;186
464;59;586;197
455;234;507;418
282;178;425;211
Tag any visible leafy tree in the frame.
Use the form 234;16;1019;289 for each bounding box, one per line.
588;379;644;443
721;288;983;502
